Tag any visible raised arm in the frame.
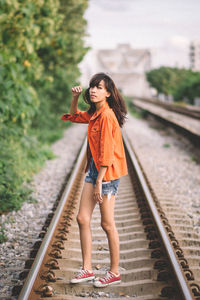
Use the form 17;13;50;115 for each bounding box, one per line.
61;86;91;123
69;86;82;114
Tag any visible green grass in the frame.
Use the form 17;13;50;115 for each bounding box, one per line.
0;134;57;215
0;132;59;242
163;143;170;148
190;156;199;163
0;227;8;244
125;96;148;119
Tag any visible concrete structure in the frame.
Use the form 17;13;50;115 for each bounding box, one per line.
189;40;200;71
194;97;200;106
80;44;152;97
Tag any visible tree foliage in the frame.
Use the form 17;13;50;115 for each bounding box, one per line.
173;72;200;103
0;0;88;213
146;67;189;96
146;66;200;104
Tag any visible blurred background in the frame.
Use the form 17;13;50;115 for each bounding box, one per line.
0;0;200;220
80;0;200;97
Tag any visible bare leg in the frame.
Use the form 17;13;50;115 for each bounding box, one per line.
99;195;119;275
76;182;96;271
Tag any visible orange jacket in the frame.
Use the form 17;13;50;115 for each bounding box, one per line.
61;101;128;181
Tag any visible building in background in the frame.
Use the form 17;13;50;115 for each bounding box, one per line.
80;44;151;97
189;40;200;71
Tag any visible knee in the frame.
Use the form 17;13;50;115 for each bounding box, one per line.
76;214;90;227
101;220;115;233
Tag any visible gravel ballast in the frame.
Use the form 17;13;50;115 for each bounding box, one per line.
125;114;200;234
1;112;200;298
125;113;200;283
0;123;87;299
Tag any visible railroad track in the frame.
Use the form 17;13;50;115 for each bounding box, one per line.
133;97;200;120
14;134;200;300
131;97;200;147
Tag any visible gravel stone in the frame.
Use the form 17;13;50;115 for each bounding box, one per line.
0;123;87;298
133;99;200;135
1;112;200;298
125;114;200;234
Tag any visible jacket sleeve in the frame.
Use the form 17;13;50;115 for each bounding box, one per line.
99;115;116;166
61;109;91;124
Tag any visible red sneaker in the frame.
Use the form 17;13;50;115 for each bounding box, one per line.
70;268;95;283
93;271;121;287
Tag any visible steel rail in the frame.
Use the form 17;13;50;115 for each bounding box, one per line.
18;137;87;300
122;130;194;300
132;98;200;147
134;96;200;119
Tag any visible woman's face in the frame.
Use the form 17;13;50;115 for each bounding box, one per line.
89;80;110;103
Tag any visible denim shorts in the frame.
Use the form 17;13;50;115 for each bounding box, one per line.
85;158;120;196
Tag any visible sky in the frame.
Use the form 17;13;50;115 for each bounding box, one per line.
83;0;200;68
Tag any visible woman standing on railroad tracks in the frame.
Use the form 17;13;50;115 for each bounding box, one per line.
61;72;128;287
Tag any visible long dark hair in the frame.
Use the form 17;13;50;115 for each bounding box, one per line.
84;73;127;127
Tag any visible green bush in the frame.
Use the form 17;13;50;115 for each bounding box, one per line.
173;72;200;104
0;0;88;213
0;130;56;213
146;67;200;104
146;67;190;97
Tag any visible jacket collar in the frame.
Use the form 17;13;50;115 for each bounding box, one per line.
90;101;110;121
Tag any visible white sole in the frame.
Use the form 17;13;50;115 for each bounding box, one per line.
93;279;121;287
70;275;95;284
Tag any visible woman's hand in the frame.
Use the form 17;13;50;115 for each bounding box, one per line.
94;180;103;204
72;86;82;98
